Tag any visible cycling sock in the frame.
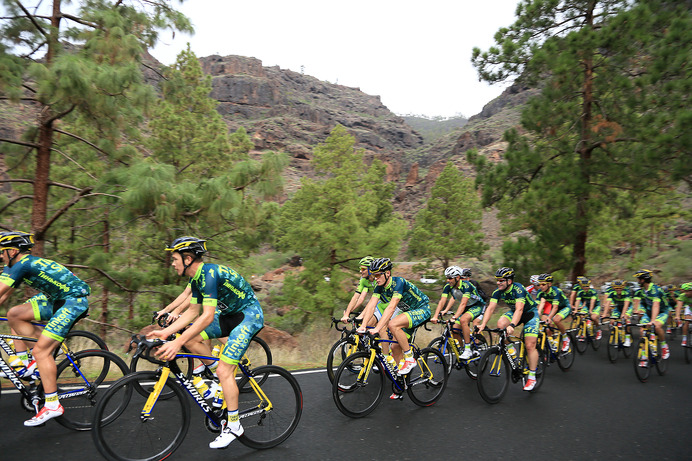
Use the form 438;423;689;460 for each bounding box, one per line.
529;369;536;380
404;349;413;359
45;392;60;410
228;409;240;431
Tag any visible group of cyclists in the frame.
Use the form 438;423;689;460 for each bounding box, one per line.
2;227;691;449
342;256;692;393
0;231;263;450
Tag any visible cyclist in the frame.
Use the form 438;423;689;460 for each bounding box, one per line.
148;236;263;449
573;276;603;341
477;267;540;391
357;258;431;376
0;231;90;426
431;266;486;359
601;280;633;346
526;274;540;300
631;269;670;359
674;282;692;347
536;273;571;352
569;276;588;307
341;256;376;322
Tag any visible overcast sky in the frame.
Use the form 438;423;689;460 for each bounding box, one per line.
150;0;521;118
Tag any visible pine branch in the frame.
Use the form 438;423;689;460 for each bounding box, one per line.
0;137;39;149
0;195;33;215
39;187;95;235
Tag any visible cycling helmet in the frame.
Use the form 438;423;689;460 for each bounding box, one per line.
611;280;626;289
444;266;463;278
0;232;35;251
633;269;653;281
495;267;515;280
369;257;392;274
460;268;472;278
530;274;539;284
681;282;692;291
577;276;590;286
537;273;553;283
165;236;207;257
358;256;374;268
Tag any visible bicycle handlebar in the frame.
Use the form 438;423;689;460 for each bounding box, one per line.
129;334;167;366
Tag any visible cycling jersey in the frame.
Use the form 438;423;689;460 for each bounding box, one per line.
677;293;692;306
373;276;430;312
189;263;258;315
633;283;667;317
526;284;539;300
606;290;632;317
576;287;601;314
490;282;539;336
355;277;376;294
442;280;484;306
537;286;571;317
0;254;90;300
0;254;90;341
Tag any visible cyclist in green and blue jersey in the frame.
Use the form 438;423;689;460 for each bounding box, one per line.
477;267;540;391
573;277;603;340
0;231;91;427
675;282;692;346
341;256;377;322
631;269;670;359
431;266;486;360
357;258;431;375
149;236;263;449
602;280;634;346
536;273;572;352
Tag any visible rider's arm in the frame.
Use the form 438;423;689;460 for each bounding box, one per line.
650;300;660;323
441;296;457;316
451;296;469;321
547;301;559;322
431;296;447;322
588;297;596;315
158;285;192;318
478;300;497;330
602;298;611;318
343;290;363;321
675;299;683;321
511;300;525;328
0;283;14;306
357;295;379;323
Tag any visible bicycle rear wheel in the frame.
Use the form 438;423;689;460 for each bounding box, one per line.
129;350;193;400
326;337;355;383
238;336;273;391
633;339;651;382
237;365;302;449
332;352;384;418
426;336;454;376
477;346;510;404
92;371;190;461
607;328;619;363
54;330;108;361
407;347;448;407
686;334;691;364
464;334;488;380
47;350;129;431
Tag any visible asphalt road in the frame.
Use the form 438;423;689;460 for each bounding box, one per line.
2;340;691;461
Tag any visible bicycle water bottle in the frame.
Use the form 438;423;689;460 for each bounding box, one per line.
385;354;398;374
586;319;593;336
649;331;657;355
212;345;221;358
548;336;558;352
210;383;224;408
507;342;519;365
192;376;212;399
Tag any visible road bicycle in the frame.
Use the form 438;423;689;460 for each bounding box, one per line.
602;316;632;363
0;316;108;363
128;312;272;396
632;323;668;382
476;328;546;404
92;335;302;461
0;332;128;430
682;318;692;364
326;316;366;383
570;312;602;354
331;330;448;418
537;321;575;371
427;316;488;379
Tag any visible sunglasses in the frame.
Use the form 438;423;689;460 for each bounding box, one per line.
538;283;549;286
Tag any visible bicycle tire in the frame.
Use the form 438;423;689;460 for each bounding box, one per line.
427;336;454;376
129;350;194;400
556;333;575;371
92;371;190;461
686;334;691;364
590;326;602;351
655;351;668;376
633;338;651;383
332;351;384;418
528;346;546;393
407;347;448;407
54;330;109;361
239;336;273;391
326;337;355;383
607;327;618;363
464;334;488;380
476;346;510;404
622;329;632;358
46;350;129;431
236;365;302;449
574;328;588;355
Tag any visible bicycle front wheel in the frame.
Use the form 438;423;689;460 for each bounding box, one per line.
477;346;510;404
686;334;691;364
607;328;619;363
464;334;488;380
655;350;668;376
332;351;384;418
92;371;190;461
48;350;129;431
237;365;302;449
326;337;355;383
574;328;588;355
591;327;602;351
407;347;448;407
426;336;454;376
557;334;575;371
633;339;651;383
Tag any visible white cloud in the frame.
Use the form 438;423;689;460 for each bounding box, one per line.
151;0;521;118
